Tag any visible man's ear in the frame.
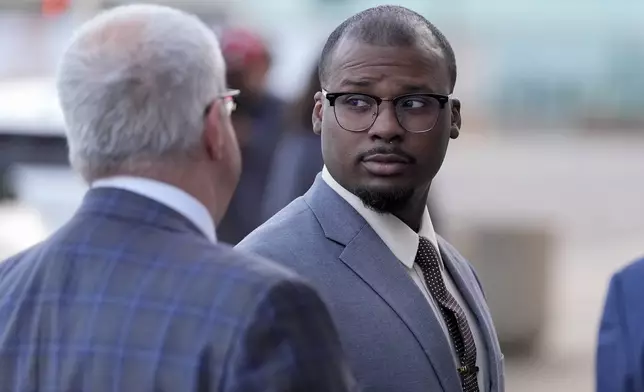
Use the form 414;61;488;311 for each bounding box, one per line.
312;91;324;135
449;98;462;139
202;101;224;161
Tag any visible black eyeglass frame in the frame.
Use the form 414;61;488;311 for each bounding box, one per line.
322;89;451;133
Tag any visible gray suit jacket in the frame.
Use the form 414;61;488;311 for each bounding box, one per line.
238;176;505;392
0;187;356;392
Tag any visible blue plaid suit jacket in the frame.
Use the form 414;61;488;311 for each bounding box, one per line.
0;188;356;392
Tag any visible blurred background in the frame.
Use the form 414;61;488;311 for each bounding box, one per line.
1;1;644;390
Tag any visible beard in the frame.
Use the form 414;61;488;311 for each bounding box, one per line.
352;186;415;214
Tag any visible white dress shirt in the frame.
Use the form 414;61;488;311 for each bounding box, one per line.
92;176;217;243
322;167;488;391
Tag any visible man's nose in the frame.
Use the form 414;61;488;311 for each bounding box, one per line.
367;103;406;142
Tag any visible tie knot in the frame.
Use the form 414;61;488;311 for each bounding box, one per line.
419;236;433;248
415;236;440;268
418;237;438;257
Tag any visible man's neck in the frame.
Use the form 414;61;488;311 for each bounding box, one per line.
94;167;219;222
392;207;423;233
390;190;431;233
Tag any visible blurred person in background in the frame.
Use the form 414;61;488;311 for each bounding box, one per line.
238;5;503;392
261;66;324;216
596;255;644;392
216;27;287;245
0;5;356;392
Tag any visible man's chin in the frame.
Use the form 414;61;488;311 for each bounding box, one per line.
351;186;414;214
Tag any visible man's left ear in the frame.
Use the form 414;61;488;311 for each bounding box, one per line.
450;98;462;139
202;101;224;161
312;91;324;135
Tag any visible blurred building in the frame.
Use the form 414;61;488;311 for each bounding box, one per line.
3;0;644;132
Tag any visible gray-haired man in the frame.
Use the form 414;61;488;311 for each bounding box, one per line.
0;5;355;391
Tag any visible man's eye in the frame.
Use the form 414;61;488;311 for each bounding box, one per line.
400;99;426;109
340;95;373;108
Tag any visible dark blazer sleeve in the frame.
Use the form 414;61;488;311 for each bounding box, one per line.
596;272;634;392
221;278;358;392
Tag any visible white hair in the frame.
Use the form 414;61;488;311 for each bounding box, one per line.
56;4;227;179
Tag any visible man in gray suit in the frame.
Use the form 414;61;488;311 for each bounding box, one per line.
0;5;355;391
238;5;504;392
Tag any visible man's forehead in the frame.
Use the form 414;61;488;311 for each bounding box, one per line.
326;36;449;89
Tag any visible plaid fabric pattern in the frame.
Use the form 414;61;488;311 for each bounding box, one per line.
0;188;356;392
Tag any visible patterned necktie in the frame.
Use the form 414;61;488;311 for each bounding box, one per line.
415;237;480;392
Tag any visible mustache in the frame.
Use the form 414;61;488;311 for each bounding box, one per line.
358;146;416;164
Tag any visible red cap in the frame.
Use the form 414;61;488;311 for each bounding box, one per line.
219;28;269;69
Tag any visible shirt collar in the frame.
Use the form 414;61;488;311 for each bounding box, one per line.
321;166;441;269
92;176;216;243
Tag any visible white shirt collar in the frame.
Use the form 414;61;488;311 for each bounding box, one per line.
322;166;440;269
92;176;217;243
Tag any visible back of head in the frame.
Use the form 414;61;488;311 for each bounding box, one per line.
57;4;227;180
318;5;457;92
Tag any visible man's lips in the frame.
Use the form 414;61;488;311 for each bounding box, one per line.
361;153;412;176
362;153;412;164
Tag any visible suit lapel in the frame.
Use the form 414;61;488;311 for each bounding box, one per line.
304;177;462;391
439;237;503;392
340;228;462;391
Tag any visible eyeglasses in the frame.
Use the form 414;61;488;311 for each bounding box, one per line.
218;89;240;115
322;89;450;133
206;89;240;117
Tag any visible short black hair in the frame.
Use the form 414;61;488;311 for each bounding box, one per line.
318;5;457;92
